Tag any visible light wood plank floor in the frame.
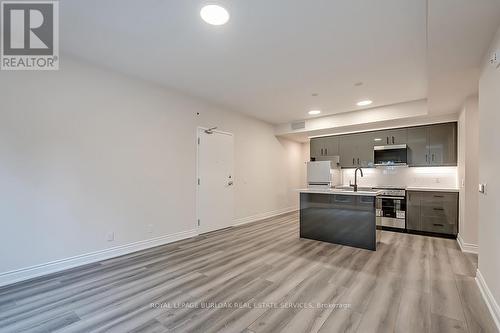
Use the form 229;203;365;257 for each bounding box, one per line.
0;212;497;333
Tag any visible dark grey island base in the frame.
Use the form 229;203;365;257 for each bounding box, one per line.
300;192;380;251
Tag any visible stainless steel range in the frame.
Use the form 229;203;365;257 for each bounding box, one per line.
375;187;406;229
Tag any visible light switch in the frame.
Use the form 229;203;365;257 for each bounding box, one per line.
490;51;500;68
478;183;487;194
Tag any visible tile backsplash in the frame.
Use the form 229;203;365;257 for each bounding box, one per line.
341;166;458;188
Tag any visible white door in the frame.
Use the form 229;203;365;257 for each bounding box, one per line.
197;128;234;233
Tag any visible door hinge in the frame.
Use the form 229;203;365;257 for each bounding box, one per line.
197;178;200;185
197;219;200;226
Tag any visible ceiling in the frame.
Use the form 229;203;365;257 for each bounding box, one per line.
61;0;500;124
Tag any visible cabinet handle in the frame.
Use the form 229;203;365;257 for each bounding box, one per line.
433;208;444;211
432;154;435;162
320;148;323;156
433;195;444;198
433;223;444;227
392;136;395;144
353;158;355;165
357;158;360;165
386;137;389;144
325;148;328;155
425;154;428;162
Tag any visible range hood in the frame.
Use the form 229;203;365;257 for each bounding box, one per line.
374;144;408;166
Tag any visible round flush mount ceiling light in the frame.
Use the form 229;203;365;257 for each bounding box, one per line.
200;5;230;25
308;110;321;115
356;100;373;106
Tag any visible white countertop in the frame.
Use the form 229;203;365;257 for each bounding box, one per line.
406;186;460;192
298;188;380;196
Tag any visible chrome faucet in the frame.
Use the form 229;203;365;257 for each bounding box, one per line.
350;167;364;192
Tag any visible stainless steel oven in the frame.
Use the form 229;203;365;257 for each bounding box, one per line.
375;188;406;229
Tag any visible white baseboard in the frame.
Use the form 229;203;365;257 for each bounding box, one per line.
0;207;299;288
233;206;298;227
0;228;198;288
476;269;500;331
457;234;479;254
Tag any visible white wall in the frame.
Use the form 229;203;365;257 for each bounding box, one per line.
458;97;480;249
300;143;310;187
478;25;500;325
0;57;302;279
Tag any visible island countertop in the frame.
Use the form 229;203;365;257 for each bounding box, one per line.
298;188;380;196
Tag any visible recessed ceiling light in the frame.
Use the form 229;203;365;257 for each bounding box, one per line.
308;110;321;115
200;5;229;26
357;100;373;106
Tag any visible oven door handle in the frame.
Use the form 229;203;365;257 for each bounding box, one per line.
377;196;405;200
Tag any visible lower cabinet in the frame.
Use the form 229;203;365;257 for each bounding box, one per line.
406;191;458;236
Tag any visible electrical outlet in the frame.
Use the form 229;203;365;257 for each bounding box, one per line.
106;232;114;242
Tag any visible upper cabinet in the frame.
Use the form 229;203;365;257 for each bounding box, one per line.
339;133;374;168
407;126;430;166
372;128;408;146
429;123;457;166
407;123;457;167
310;122;457;168
310;136;339;161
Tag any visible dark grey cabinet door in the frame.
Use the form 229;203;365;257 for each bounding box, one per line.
339;134;358;167
386;128;408;145
429;123;457;166
406;191;458;236
310;137;340;160
310;138;322;159
373;129;408;145
323;136;339;157
339;133;374;167
420;192;458;235
407;126;430;166
356;132;375;167
364;131;385;147
406;191;421;231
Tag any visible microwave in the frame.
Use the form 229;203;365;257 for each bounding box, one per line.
374;144;407;166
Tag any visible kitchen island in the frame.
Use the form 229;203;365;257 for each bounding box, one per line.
299;188;381;250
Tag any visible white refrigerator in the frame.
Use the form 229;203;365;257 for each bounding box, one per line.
307;159;341;188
